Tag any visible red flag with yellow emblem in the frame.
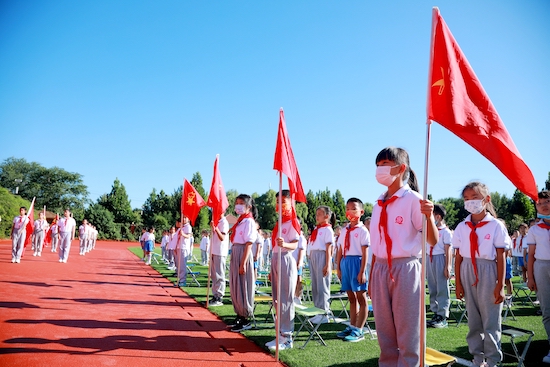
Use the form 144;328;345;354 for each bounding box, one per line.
182;179;206;226
427;8;538;200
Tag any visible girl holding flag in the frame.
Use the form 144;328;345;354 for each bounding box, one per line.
228;194;257;332
453;181;509;367
11;206;29;263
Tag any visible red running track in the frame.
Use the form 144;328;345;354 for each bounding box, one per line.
0;240;283;367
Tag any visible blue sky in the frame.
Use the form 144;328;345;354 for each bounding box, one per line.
1;1;548;209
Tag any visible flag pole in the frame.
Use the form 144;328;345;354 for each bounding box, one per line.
177;210;182;288
206;211;213;307
420;7;438;367
275;172;283;361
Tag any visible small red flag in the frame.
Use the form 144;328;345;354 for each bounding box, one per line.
207;155;229;226
273;108;307;203
45;213;59;245
427;8;538;201
24;198;36;249
182;179;206;226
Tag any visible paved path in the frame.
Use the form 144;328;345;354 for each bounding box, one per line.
0;240;282;367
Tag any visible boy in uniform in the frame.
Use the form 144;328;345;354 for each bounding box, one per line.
11;207;29;263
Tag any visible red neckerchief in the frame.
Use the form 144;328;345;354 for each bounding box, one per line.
230;213;253;243
271;211;301;248
466;221;490;286
430;226;446;262
513;238;517;250
343;224;360;257
539;222;550;230
310;223;331;243
377;195;399;281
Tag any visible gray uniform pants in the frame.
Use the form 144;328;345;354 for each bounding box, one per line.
461;258;502;367
33;230;45;253
176;248;188;285
271;251;297;336
427;253;450;318
372;257;421;367
51;234;58;252
12;229;26;260
230;244;254;318
535;260;550;343
210;254;227;299
309;250;331;311
79;235;87;253
59;232;72;261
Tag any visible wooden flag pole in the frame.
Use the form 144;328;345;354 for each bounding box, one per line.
275;172;283;361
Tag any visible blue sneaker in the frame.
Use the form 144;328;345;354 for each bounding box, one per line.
336;326;352;339
343;328;364;342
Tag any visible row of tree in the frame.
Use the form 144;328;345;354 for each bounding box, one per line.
1;157;549;240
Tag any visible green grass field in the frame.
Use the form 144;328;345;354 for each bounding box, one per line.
129;246;549;367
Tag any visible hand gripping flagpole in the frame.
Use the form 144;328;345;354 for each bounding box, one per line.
275;172;283;361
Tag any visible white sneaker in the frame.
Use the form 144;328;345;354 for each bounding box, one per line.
62;259;67;263
59;259;63;262
37;252;41;257
268;336;293;351
11;258;16;263
265;338;277;348
543;351;550;364
293;297;302;305
33;252;37;256
309;314;329;324
15;259;20;263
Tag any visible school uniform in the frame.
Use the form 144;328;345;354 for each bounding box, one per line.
230;215;257;319
200;236;210;265
527;221;550;344
33;219;48;255
160;234;169;261
253;234;263;270
176;224;192;285
337;223;370;291
166;232;177;267
79;224;88;255
370;184;424;367
453;213;510;367
426;225;453;319
57;216;76;262
309;224;335;312
50;224;59;252
271;221;299;337
210;217;230;300
262;237;271;270
12;215;29;262
512;234;527;274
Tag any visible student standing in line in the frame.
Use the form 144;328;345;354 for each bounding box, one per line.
176;217;192;287
200;229;210;266
144;227;155;265
308;205;335;324
160;230;169;263
209;211;229;306
454;181;510;367
50;218;59;253
57;209;76;263
79;219;88;256
32;212;48;257
369;147;438;367
293;227;307;304
228;194;258;332
11;207;29;263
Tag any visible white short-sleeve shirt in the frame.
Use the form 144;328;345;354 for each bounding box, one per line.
200;236;210;251
12;215;29;232
452;213;511;260
370;185;423;259
211;217;230;256
231;217;257;245
336;223;370;257
273;221;299;254
292;233;307;263
427;225;453;256
58;217;76;234
512;234;528;257
526;221;550;260
308;226;335;252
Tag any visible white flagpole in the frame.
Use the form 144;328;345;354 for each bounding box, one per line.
206;213;213;307
420;7;438;367
177;211;182;287
275;172;283;361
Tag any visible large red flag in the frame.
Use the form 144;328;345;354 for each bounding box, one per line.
207;155;229;226
273;108;307;203
182;179;206;226
427;8;538;201
24;197;36;249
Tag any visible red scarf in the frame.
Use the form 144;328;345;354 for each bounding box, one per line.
466;221;489;286
377;195;399;281
310;223;331;243
229;213;253;244
271;211;301;248
343;224;360;257
539;222;550;230
430;226;446;262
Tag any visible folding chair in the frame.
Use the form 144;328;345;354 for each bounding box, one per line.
331;269;341;285
449;298;467;326
252;294;274;328
513;286;536;307
501;324;534;367
186;265;201;286
425;347;456;366
328;292;349;321
294;304;329;348
301;278;312;302
502;295;516;322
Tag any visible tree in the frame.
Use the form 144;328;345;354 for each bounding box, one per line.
332;190;346;225
437;197;465;230
190;172;209;238
0;186;31;238
0;157;88;215
509;189;536;222
546;171;550;191
255;189;277;230
99;178;136;225
85;203;120;240
305;190;318;231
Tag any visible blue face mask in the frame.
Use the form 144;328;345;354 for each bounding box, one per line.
537;213;550;220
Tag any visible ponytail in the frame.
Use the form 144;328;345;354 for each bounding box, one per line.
408;168;419;193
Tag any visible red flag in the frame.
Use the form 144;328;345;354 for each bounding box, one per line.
207;155;229;226
273;108;307;203
427;8;538;201
24;198;36;249
182;179;206;226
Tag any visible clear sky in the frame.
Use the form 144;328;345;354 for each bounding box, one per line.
1;1;548;209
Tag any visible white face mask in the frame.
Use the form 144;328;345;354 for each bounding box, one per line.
375;165;399;187
235;204;246;215
464;199;485;215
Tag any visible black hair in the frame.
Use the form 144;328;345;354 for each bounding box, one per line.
20;206;26;211
275;189;291;198
316;205;336;227
346;197;364;209
433;204;446;219
375;147;419;192
539;190;550;200
236;193;258;219
461;181;497;218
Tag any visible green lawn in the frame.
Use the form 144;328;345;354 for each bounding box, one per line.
129;246;548;367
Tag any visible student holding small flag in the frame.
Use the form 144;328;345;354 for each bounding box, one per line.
11;206;29;263
49;216;59;253
453;182;510;367
176;216;192;286
209;211;229;307
58;208;76;263
527;190;550;364
32;212;48;257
